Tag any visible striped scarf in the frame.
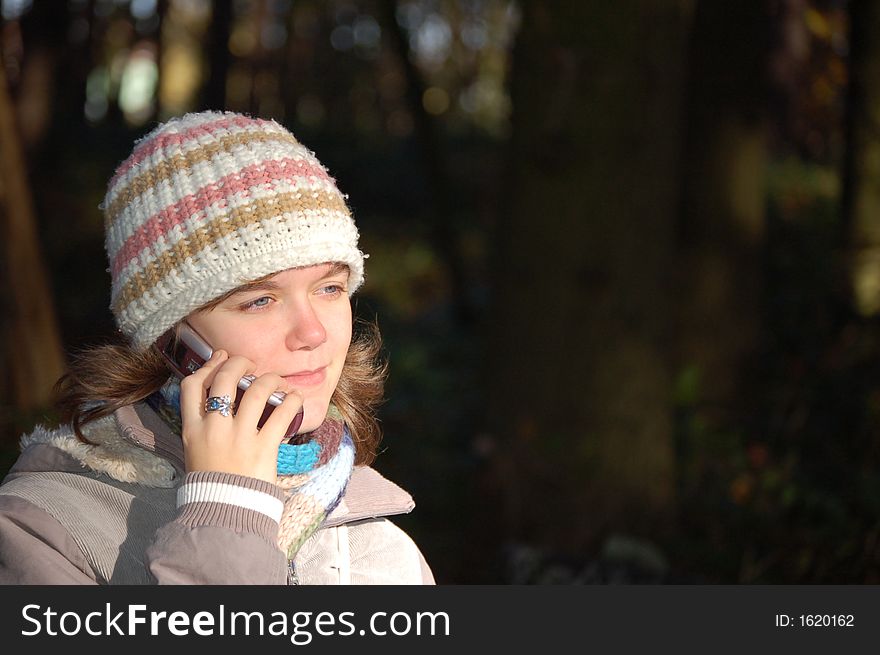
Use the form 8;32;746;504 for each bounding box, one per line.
147;378;354;558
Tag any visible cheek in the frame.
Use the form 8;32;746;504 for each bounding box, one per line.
325;331;351;381
215;332;270;361
324;315;352;384
337;320;353;352
325;303;353;354
186;314;273;362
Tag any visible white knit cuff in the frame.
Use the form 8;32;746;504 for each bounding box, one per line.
177;480;284;523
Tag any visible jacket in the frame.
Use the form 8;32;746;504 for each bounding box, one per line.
0;402;434;585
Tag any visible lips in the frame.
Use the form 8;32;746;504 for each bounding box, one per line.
283;366;327;387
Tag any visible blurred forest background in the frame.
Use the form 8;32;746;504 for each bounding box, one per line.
2;0;879;584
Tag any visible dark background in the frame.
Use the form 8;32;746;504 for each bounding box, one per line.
2;0;879;584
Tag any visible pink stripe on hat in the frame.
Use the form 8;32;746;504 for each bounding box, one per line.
109;115;273;188
110;157;334;276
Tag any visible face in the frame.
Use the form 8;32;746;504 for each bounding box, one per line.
186;263;353;433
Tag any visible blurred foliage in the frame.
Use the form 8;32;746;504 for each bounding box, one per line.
671;159;880;583
659;0;880;584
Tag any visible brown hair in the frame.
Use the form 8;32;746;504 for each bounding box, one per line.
55;316;388;467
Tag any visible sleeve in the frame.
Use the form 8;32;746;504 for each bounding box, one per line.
145;471;289;585
0;495;99;584
0;471;289;585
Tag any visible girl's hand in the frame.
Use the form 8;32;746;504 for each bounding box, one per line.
178;350;304;484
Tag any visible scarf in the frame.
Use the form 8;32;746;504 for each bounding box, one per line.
147;377;355;559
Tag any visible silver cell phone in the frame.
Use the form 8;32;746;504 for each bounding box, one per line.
156;323;303;437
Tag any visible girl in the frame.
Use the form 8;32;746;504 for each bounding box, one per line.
0;111;434;584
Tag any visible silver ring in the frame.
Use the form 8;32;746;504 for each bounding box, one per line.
204;394;233;417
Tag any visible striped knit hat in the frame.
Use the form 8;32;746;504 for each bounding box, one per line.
103;111;365;350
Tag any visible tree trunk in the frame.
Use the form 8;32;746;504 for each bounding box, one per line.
483;1;691;556
379;0;476;324
202;0;233;110
675;0;770;417
842;0;880;316
0;61;66;415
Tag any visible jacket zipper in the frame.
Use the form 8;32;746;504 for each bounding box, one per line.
287;560;299;585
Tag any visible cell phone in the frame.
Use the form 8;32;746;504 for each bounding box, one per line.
155;323;304;439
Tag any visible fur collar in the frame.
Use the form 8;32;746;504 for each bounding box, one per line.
16;406;415;524
19;417;179;488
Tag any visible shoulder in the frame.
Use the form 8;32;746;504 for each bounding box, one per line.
296;517;435;585
5;414;177;488
346;517;434;584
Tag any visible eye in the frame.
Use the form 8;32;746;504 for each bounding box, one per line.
317;283;346;297
241;295;272;310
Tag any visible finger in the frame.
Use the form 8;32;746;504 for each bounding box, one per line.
259;390;305;445
234;373;287;427
204;355;256;419
179;350;228;426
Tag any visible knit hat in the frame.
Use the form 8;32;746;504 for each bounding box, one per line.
103;110;365;350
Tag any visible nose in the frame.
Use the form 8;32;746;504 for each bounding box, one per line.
285;299;327;350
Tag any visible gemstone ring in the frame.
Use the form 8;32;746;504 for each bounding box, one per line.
204;394;233;417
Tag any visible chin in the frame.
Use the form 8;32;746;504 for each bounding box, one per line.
300;397;332;433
